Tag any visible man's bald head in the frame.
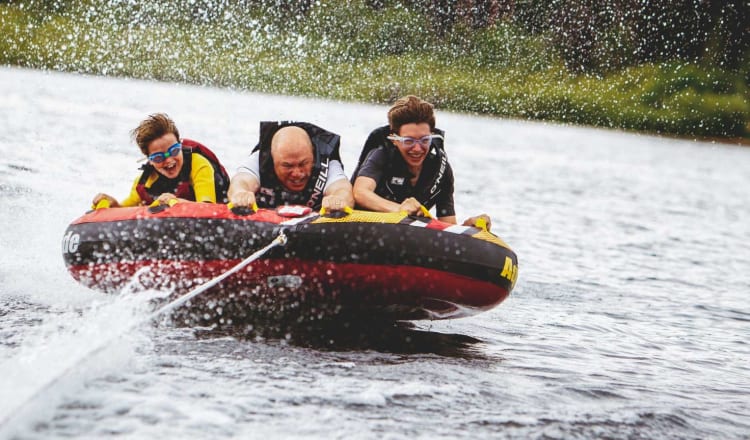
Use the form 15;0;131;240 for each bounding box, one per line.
271;126;313;156
270;126;315;192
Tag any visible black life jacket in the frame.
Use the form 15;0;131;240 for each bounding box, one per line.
136;138;230;205
350;125;449;208
253;121;342;210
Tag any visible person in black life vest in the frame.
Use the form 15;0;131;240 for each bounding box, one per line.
351;95;491;230
228;121;353;212
92;113;229;207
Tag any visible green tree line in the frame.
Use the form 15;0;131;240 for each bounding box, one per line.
1;0;748;139
419;1;748;71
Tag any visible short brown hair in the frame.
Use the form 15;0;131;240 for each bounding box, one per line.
387;95;436;134
131;113;180;155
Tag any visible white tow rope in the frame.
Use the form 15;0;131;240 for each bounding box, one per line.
146;230;287;320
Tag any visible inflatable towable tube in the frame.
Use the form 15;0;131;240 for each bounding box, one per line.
62;202;518;322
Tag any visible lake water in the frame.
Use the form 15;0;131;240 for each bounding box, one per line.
1;66;748;439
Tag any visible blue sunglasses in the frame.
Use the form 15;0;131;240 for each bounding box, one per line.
148;142;182;163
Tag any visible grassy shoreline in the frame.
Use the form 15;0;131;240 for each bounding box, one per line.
2;1;748;141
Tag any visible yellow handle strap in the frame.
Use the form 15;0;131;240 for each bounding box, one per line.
228;202;259;212
92;199;111;210
398;205;432;218
474;216;488;231
148;198;180;208
418;205;433;218
319;206;353;216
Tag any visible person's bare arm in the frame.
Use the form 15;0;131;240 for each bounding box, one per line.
321;179;354;212
353;176;424;214
228;172;260;207
353;176;436;217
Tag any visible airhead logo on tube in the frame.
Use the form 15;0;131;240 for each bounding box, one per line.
62;231;80;254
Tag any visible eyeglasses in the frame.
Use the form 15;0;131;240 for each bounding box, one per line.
387;134;443;150
148;142;182;163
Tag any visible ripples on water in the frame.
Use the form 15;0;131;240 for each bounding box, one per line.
1;67;749;439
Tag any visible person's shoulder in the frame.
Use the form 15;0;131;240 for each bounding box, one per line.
363;144;389;163
438;154;454;185
190;152;213;167
355;145;390;181
444;159;454;179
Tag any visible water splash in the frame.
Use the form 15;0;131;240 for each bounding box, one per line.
0;290;160;437
0;231;286;436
